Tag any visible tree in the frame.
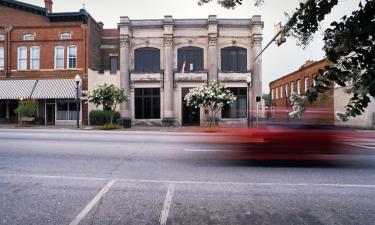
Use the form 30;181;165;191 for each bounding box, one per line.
88;84;128;125
198;0;375;120
184;82;236;127
14;99;38;124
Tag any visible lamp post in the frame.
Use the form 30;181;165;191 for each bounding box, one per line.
74;74;81;128
246;75;251;128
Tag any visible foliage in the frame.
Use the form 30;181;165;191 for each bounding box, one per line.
89;110;121;125
198;0;375;119
184;81;236;127
197;0;264;8
88;84;127;124
289;92;307;119
100;123;120;130
14;99;38;121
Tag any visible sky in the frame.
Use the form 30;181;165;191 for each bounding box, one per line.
22;0;361;93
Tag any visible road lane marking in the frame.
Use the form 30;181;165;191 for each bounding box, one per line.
2;173;375;189
69;179;116;225
160;183;175;225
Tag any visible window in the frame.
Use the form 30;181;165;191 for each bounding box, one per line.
23;34;35;41
280;85;283;98
60;33;72;40
17;46;27;70
313;75;319;86
271;89;275;100
134;47;160;72
297;79;301;94
304;77;309;92
0;34;4;41
135;88;160;119
55;46;64;69
67;45;77;69
221;46;247;72
177;46;203;72
0;47;4;70
222;87;247;118
290;81;295;93
57;100;79;120
275;87;279;99
110;56;118;74
285;83;289;97
30;46;40;70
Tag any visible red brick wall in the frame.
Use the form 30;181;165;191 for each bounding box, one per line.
269;59;334;125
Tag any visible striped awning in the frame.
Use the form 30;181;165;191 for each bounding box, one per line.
31;79;77;99
0;80;37;99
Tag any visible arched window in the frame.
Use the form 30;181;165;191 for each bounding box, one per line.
221;46;247;72
23;34;35;41
60;33;72;40
177;46;203;72
134;47;160;72
304;76;309;92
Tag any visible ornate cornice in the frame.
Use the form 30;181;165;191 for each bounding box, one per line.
252;35;263;47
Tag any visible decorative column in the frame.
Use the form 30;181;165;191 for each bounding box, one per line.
162;16;175;126
250;35;263;122
208;15;218;83
119;35;131;118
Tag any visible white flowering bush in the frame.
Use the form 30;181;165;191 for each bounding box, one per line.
184;81;236;127
289;92;307;119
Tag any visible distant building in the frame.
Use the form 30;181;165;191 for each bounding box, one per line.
269;59;334;125
0;0;103;125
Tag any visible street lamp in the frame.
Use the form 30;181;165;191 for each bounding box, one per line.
246;75;251;128
74;74;81;128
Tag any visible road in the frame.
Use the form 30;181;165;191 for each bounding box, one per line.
1;128;375;225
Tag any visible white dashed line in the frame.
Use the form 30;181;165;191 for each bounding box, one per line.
160;183;175;225
69;179;116;225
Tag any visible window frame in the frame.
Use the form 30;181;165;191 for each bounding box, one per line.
0;34;5;41
134;47;160;73
134;88;161;119
285;83;289;97
297;79;301;94
54;46;65;69
17;46;28;70
313;75;319;86
221;46;247;72
30;46;40;70
290;81;295;94
280;85;283;98
110;56;118;74
67;45;77;69
60;33;72;40
221;87;248;119
177;46;204;72
275;87;279;99
23;34;35;41
0;46;4;70
304;76;309;92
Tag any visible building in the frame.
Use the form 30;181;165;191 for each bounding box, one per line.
0;0;103;125
269;59;334;125
89;15;264;126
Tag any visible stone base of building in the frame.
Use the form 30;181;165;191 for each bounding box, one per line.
162;117;176;127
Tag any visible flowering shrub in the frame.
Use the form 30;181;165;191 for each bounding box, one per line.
184;81;236;126
14;99;38;124
289;92;307;119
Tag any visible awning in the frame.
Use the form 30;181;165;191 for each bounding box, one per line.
0;80;36;99
0;79;77;100
31;79;77;99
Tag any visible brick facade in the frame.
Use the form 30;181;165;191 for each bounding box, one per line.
269;59;334;125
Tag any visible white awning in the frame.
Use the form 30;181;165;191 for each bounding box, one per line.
0;80;36;100
32;79;77;99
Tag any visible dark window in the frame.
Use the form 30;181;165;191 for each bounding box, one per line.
110;56;118;74
135;88;160;119
177;46;204;72
134;48;160;72
222;87;247;118
221;47;247;72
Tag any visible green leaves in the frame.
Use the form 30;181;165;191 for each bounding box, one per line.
88;83;127;112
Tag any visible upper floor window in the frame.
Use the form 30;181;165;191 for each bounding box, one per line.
297;79;301;94
221;46;247;72
110;56;118;74
304;76;309;92
280;85;283;98
17;46;27;70
55;46;65;69
0;34;5;41
23;34;35;41
67;45;77;69
60;33;72;40
30;46;40;70
275;87;279;99
0;47;4;69
290;81;295;94
285;83;289;97
313;75;319;86
271;88;275;100
134;47;160;72
177;46;203;72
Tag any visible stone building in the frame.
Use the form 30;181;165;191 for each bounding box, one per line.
89;15;264;126
269;59;334;125
0;0;103;125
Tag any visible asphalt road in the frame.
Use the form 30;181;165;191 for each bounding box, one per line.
1;128;375;225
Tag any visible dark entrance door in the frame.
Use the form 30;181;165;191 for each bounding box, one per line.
182;88;200;126
46;104;55;125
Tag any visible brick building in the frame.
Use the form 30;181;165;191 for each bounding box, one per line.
0;0;103;125
269;59;334;125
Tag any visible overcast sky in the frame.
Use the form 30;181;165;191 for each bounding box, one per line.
23;0;361;93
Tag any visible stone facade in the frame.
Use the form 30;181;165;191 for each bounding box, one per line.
105;15;264;126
